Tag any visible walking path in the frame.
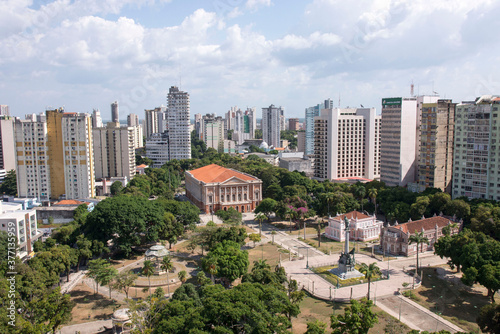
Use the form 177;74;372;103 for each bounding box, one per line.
59;320;111;334
246;214;464;333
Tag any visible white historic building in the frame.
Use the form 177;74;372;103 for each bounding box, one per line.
324;211;383;242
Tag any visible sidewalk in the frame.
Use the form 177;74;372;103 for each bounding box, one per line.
59;320;111;334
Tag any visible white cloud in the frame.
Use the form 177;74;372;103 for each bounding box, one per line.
245;0;271;11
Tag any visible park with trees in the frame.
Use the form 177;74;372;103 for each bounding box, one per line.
4;141;500;333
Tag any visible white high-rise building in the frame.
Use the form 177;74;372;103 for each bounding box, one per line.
305;99;333;156
166;86;191;160
380;96;439;187
15;108;95;200
15;119;50;199
145;132;170;168
127;113;139;127
0;116;16;171
144;106;166;138
93;122;136;180
202;114;225;152
313;107;381;180
262;105;284;148
92;109;103;128
0;105;9;116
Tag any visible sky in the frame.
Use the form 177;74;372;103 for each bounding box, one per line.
1;0;500;120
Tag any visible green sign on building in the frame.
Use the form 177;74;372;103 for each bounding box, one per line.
382;97;402;107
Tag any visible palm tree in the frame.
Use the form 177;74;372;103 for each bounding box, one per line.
356;186;366;213
316;219;323;248
253;259;270;271
160;256;174;296
409;231;430;274
141;260;155;297
255;213;267;237
325;192;335;217
206;258;218;283
178;270;187;283
359;262;381;300
368;188;378;215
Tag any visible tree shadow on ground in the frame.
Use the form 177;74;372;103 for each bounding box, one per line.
416;267;492;330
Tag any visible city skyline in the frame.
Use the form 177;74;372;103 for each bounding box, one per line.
1;0;500;120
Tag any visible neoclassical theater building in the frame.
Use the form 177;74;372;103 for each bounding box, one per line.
185;164;263;214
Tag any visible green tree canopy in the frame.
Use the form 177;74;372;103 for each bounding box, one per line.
330;298;378;334
202;240;249;285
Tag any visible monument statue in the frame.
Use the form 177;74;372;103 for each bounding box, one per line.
331;215;363;279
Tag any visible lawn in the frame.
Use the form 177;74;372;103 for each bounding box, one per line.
291;294;411;333
246;241;288;271
312;265;384;288
406;266;499;333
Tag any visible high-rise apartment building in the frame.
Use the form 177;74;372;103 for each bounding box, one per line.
93;122;136;180
111;101;119;123
0;105;10;116
0;116;16;171
380;96;439;187
166;86;191;160
201;114;225;152
15;119;49;199
92;109;103;128
127;113;139;127
452;96;500;200
305;99;333;156
145;87;192;163
16;109;95;200
416;99;456;193
262;105;284;148
145;132;169;168
288;118;299;131
144;106;166;138
297;131;306;153
313;107;381;180
225;107;256;145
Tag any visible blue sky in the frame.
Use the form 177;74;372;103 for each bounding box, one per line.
1;0;500;120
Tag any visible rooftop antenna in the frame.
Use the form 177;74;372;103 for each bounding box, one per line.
410;80;414;97
338;93;341;107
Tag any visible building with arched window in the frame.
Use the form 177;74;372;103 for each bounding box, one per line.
185;164;262;214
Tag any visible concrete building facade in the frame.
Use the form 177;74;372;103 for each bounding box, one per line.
0;116;16;171
93;122;136;180
416;99;456;193
92;109;103;128
16;109;95;200
452;96;500;200
380;215;460;256
324;211;383;242
185;164;262;214
313;107;381;180
145;132;169;168
111;101;119;123
288;118;299;131
262;105;284;148
166;86;191;160
380;96;439;187
0;202;41;260
127;113;139;127
305;99;333;156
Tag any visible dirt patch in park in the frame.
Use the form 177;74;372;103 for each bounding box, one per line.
67;283;125;325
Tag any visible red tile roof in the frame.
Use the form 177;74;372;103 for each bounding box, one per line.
333;211;371;220
393;216;452;234
54;200;90;206
136;164;148;168
188;164;258;183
